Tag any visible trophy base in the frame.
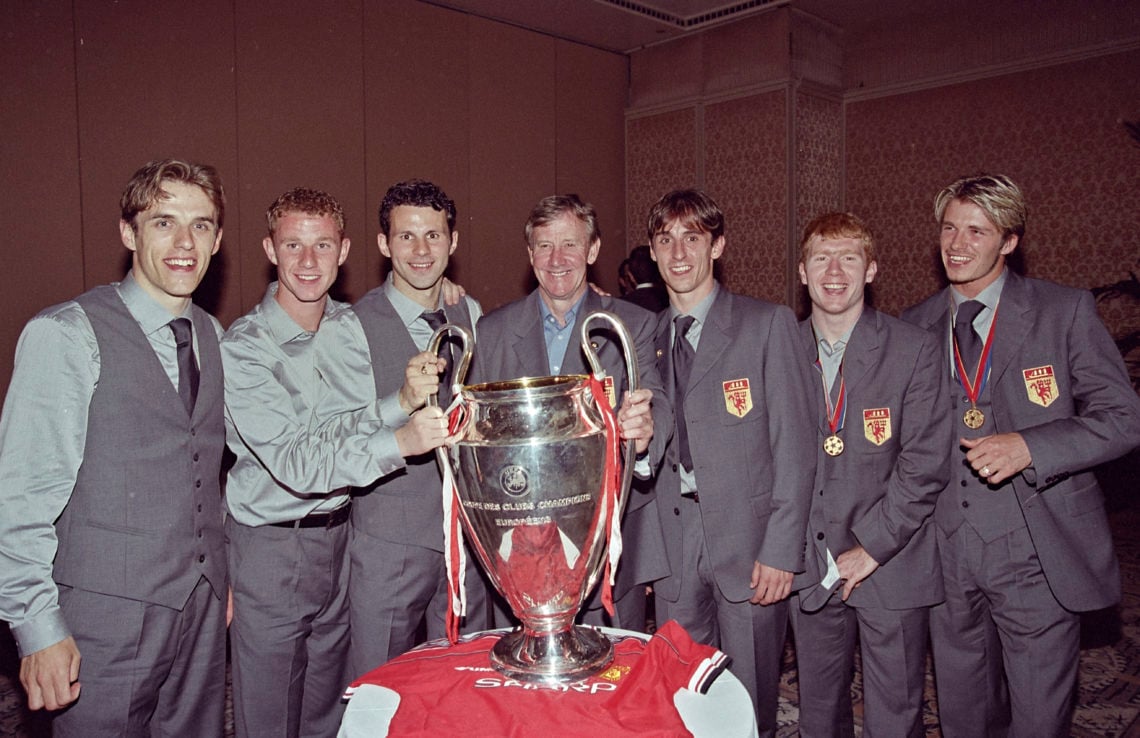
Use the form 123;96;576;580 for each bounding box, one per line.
489;625;614;684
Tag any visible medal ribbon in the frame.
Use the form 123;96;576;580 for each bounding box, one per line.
813;357;847;436
952;303;1000;406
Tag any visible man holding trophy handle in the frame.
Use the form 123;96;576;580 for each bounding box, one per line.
469;194;673;633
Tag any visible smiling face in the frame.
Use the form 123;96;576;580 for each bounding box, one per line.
527;211;600;315
379;205;457;309
799;235;876;337
940;198;1018;298
649;218;723;313
263;211;350;320
120;180;221;315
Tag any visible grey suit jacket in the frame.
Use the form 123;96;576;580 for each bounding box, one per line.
469;288;674;593
653;285;816;604
902;271;1140;611
796;307;950;611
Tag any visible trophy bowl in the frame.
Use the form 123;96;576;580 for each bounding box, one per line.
430;312;637;683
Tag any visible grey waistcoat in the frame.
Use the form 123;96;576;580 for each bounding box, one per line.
53;285;226;610
351;289;473;552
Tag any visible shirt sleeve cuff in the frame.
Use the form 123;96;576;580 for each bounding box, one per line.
11;607;70;658
379;392;409;428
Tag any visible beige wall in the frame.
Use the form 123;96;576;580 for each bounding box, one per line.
0;0;628;394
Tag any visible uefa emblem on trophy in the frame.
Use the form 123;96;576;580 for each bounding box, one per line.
427;312;637;683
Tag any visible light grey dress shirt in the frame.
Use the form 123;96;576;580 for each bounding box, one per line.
381;276;483;351
949;268;1008;378
0;272;221;655
222;283;411;526
539;291;587;374
812;321;857;395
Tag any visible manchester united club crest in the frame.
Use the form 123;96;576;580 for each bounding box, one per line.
1023;365;1058;408
863;408;892;446
598;663;631;682
602;376;616;409
723;378;753;417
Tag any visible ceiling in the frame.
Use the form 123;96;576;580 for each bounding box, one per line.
419;0;942;54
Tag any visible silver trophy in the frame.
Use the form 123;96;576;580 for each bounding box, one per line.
428;311;637;683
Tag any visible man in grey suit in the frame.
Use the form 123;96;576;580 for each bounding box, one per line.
223;188;450;736
646;188;815;737
348;180;490;676
469;193;671;632
791;212;950;738
0;159;228;736
902;173;1140;737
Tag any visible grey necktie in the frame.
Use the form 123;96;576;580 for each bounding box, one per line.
421;310;452;408
673;315;696;472
954;300;985;373
169;318;199;414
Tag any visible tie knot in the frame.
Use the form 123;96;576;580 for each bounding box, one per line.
955;300;984;330
674;315;695;338
421;310;447;331
169;318;193;348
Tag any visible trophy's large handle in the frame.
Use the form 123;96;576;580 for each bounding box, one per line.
579;311;639;499
426;324;473;410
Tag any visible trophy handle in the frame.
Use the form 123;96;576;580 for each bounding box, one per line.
426;323;474;410
579;310;639;494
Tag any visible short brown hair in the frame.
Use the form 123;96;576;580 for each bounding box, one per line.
120;159;225;231
799;212;875;264
646;189;724;243
266;188;345;237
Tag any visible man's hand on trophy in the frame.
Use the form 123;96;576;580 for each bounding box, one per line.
616;388;654;455
395;406;451;457
398;351;447;415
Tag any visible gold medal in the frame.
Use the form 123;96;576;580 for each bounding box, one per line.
963;407;985;429
823;434;844;456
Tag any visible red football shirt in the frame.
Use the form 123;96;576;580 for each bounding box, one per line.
344;620;728;737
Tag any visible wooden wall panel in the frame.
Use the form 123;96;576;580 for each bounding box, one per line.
363;0;472;293
555;40;628;294
0;1;83;394
72;0;240;322
466;16;557;310
234;0;367;308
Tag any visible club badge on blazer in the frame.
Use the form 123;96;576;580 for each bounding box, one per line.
723;378;753;417
1023;365;1059;407
863;407;892;446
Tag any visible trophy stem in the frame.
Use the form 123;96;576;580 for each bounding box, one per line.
490;625;613;684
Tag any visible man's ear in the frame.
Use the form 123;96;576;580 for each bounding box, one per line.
262;236;278;266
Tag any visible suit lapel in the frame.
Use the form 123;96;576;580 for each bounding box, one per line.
688;289;731;392
798;319;829;433
655;312;675;403
511;291;549;377
841;308;880;399
988;272;1033;386
562;291;604;376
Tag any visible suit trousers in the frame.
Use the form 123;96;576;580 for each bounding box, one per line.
931;522;1079;738
790;593;929;738
226;517;350;738
654;496;787;738
53;576;226;738
348;527;489;678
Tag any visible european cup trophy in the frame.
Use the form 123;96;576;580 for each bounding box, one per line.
428;311;637;683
